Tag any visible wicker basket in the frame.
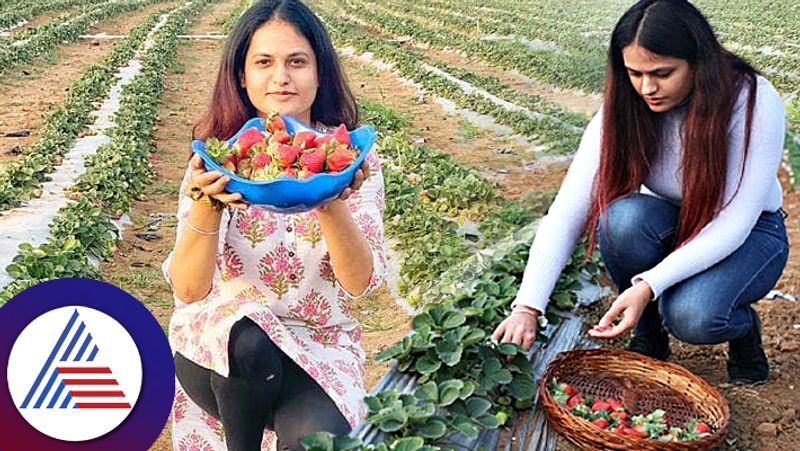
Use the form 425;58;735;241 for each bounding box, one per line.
539;349;729;450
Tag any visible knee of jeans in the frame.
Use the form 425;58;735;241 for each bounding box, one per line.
229;321;282;379
597;195;652;248
661;293;728;345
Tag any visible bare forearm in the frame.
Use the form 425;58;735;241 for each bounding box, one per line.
318;200;373;295
168;203;223;302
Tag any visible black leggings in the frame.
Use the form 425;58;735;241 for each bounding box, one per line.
174;317;351;451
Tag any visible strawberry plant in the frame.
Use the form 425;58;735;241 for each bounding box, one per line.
0;10;166;211
1;0;210;301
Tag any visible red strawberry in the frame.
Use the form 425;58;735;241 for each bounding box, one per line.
332;124;351;146
272;130;291;145
222;160;236;173
326;145;357;172
695;422;711;434
316;134;334;148
236;127;266;159
300;148;326;173
252;152;272;168
277;144;302;168
624;426;648;438
607;398;624;411
566;395;584;409
591;400;611;413
283;167;298;178
591;418;609;429
563;385;578;397
293;130;318;149
266;114;285;133
612;426;626;435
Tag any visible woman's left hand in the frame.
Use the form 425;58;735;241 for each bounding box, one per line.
588;281;653;339
337;160;370;201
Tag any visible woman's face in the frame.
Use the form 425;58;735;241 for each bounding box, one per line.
622;44;694;113
241;20;318;123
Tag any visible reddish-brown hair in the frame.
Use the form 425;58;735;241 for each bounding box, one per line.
586;0;758;253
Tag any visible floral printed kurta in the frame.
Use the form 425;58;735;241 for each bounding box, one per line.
163;149;387;451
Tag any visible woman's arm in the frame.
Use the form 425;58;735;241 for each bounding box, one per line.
168;201;224;302
510;111;604;314
318;199;373;295
321;150;387;299
164;154;244;303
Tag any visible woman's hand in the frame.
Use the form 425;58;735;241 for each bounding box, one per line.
588;281;653;339
491;306;540;352
336;160;370;202
189;154;248;211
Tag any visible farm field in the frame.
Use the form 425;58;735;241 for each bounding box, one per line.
0;0;798;450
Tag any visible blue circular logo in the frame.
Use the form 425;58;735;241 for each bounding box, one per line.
0;278;174;450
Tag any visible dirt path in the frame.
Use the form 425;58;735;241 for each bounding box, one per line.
0;1;179;169
343;56;569;198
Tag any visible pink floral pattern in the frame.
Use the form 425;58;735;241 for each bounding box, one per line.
295;213;323;248
166;147;387;450
203;411;226;442
236;208;277;248
178;430;215;451
258;243;304;299
289;289;331;326
220;244;244;282
319;252;336;285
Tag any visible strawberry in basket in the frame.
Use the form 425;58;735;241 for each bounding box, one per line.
205;113;359;181
549;378;715;443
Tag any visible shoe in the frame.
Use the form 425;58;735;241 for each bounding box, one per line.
727;309;769;385
627;326;671;361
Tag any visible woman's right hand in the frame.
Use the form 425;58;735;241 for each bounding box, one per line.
491;306;540;352
189;153;248;211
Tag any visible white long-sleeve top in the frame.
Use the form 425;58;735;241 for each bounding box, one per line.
513;75;786;314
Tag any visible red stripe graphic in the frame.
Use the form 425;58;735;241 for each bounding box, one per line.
63;379;119;385
70;391;125;397
56;367;112;374
76;403;132;409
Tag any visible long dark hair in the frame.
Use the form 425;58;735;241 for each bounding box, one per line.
586;0;759;252
193;0;359;141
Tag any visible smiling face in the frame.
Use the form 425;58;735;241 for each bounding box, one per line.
622;43;695;112
241;20;318;123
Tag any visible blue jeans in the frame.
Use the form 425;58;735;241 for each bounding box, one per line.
597;194;788;345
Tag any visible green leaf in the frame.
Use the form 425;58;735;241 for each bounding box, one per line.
451;416;479;439
412;312;434;330
332;436;362;450
391;437;424;451
497;343;519;356
476;413;501;429
438;379;464;406
459;380;476;399
508;374;536;400
441;310;466;329
299;432;333;451
415;417;447;439
414;382;438;403
434;339;462;367
466;397;492;417
415;356;441;375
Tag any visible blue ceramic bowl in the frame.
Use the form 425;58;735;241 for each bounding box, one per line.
192;116;376;213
